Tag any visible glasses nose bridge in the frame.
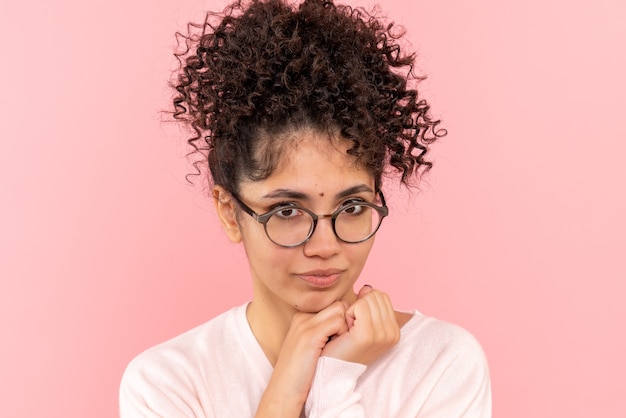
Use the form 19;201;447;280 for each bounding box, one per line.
308;212;338;240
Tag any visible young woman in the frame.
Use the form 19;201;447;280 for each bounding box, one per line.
120;0;491;416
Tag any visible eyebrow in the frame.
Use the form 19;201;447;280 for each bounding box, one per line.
262;189;309;200
336;184;374;199
262;184;374;201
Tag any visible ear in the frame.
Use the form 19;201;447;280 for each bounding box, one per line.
212;185;243;243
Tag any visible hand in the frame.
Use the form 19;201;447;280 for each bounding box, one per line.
255;287;400;417
255;301;350;417
321;285;400;365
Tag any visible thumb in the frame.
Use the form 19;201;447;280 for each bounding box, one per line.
345;285;373;328
357;284;373;299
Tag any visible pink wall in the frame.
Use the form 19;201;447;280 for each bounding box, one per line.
1;0;624;417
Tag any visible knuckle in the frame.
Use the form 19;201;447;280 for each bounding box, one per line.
324;300;345;314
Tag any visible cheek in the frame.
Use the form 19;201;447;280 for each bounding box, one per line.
238;216;266;244
241;227;291;267
348;242;375;267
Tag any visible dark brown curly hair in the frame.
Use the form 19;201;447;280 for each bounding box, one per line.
172;0;445;195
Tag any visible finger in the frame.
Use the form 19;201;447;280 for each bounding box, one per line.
357;284;373;299
358;290;384;332
346;286;377;320
345;285;374;322
379;291;397;324
371;291;400;344
367;290;396;329
348;290;396;341
296;301;349;342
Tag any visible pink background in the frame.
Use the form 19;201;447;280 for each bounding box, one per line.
1;0;625;417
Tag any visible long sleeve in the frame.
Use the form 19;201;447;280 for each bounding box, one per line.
118;305;272;418
411;327;491;418
119;353;205;418
304;357;368;418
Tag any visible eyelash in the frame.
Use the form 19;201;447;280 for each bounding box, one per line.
341;198;366;207
268;201;299;211
269;197;367;212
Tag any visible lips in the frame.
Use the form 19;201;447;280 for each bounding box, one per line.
296;269;344;288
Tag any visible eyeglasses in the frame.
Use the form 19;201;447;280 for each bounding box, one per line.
230;191;389;248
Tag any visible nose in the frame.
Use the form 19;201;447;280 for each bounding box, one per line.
302;215;340;258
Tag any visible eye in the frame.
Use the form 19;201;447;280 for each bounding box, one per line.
272;205;304;220
340;199;366;215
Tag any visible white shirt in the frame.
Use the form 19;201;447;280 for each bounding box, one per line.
120;303;491;417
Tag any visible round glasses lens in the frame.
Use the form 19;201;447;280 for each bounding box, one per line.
265;207;315;246
335;203;381;243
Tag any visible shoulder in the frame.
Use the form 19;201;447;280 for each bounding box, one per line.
119;305;246;416
359;311;491;416
125;305;238;372
391;311;492;416
400;311;488;363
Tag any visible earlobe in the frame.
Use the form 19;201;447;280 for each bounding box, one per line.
212;186;243;243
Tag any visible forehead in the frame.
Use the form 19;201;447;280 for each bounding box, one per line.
283;130;350;165
242;129;375;197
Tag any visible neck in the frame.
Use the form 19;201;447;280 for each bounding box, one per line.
246;298;297;366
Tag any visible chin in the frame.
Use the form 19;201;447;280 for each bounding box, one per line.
292;289;350;313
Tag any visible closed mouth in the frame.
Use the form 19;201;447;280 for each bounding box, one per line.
296;269;344;288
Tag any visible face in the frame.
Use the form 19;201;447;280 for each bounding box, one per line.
216;129;378;316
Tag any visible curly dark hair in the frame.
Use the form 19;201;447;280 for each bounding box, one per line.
172;0;445;194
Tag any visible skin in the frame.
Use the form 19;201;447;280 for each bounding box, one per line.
213;128;412;418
